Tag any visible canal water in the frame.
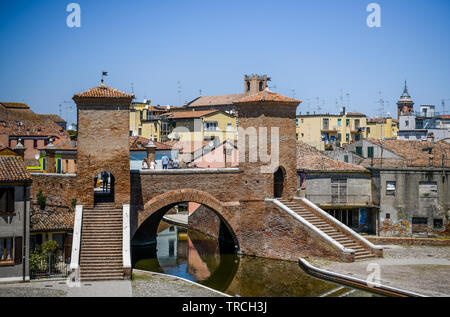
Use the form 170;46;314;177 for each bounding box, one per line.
132;222;378;297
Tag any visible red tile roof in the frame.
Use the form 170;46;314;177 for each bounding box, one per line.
297;141;367;172
0;102;30;109
188;93;245;107
162;110;220;119
73;85;134;99
0;155;31;182
129;137;173;150
363;139;450;168
234;90;301;104
30;210;74;232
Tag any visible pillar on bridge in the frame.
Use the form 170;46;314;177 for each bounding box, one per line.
146;140;156;163
233;89;301;200
73;81;135;207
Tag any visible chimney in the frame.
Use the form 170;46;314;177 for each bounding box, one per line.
45;138;57;173
14;138;26;159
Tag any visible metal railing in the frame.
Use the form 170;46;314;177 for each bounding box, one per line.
305;194;372;206
30;252;70;279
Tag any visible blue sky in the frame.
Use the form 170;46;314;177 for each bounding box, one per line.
0;0;449;124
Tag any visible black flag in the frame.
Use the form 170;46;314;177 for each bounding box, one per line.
102;71;108;76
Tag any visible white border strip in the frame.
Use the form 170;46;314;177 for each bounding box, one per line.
70;205;83;270
0;276;30;283
123;204;131;269
299;258;426;297
132;269;231;297
266;199;354;255
298;198;383;252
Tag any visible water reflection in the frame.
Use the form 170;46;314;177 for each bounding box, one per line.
132;222;377;297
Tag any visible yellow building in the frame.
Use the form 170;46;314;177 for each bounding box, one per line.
366;117;398;139
130;101;171;142
166;110;237;143
296;112;367;150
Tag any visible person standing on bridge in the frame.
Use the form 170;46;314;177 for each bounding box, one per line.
162;154;169;170
142;158;149;170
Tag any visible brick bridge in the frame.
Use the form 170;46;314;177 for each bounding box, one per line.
44;83;382;281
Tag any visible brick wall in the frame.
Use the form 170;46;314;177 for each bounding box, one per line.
76;104;131;207
30;174;77;211
188;204;221;238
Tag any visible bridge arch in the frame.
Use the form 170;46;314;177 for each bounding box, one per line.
134;189;239;251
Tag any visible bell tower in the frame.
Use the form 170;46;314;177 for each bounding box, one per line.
397;80;414;119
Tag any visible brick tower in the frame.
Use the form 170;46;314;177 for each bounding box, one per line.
73;82;134;207
397;80;414;119
243;74;271;96
233;89;301;200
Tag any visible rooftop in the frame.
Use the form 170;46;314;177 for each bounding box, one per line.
361;139;450;168
297;141;367;172
162;110;220;119
187;93;245;108
73;84;135;99
234;89;301;104
0;154;31;182
30;210;74;232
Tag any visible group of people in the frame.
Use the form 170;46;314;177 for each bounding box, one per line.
94;171;110;192
142;154;179;170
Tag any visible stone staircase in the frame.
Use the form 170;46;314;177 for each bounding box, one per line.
278;199;375;261
79;203;124;280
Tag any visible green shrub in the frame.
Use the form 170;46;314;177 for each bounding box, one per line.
37;189;47;210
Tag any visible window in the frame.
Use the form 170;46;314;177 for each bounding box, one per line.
296;133;299;140
226;123;233;131
337;118;341;127
204;121;218;131
247;82;250;92
259;81;263;91
354;134;361;142
346;119;350;127
345;133;349;142
301;119;304;123
0;188;14;213
138;127;142;135
433;219;443;229
386;181;396;195
0;238;13;262
405;120;409;127
33;139;38;148
344;155;348;163
367;146;374;158
301;133;304;138
139;111;143;121
331;179;347;204
386;213;391;219
355;119;360;129
323;118;329;130
296;119;298;126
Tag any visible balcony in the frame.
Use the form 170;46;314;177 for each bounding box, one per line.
321;125;338;133
305;194;372;207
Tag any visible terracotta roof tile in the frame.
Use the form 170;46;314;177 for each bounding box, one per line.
162;110;220;119
0;102;30;109
364;139;450;168
129;137;173;150
187;94;245;107
297;141;367;171
30;210;74;232
0;155;31;182
233;90;301;104
73;85;134;99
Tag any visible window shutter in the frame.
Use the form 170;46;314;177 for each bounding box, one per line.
14;236;22;265
7;189;14;213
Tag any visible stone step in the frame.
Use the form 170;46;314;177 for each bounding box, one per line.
80;272;124;278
